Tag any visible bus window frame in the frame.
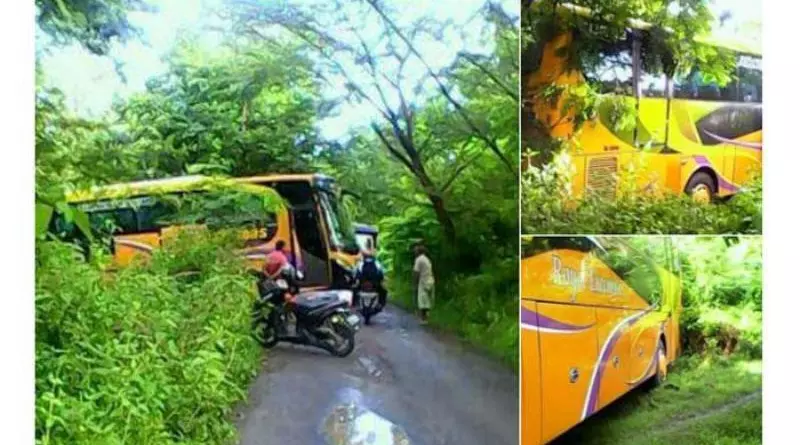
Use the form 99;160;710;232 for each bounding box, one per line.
316;188;359;255
592;236;666;308
580;26;762;150
66;191;279;239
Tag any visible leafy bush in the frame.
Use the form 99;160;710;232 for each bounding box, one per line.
674;237;762;358
378;206;519;369
35;230;262;444
522;163;762;234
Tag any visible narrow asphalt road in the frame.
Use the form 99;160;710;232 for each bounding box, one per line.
236;304;518;445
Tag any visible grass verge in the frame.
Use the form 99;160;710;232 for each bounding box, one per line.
387;277;518;370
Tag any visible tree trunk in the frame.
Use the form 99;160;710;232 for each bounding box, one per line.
428;193;457;244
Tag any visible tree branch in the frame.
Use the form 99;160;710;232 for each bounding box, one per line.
370;122;415;172
458;51;518;100
366;0;517;177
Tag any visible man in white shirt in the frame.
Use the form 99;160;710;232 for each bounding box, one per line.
412;243;435;325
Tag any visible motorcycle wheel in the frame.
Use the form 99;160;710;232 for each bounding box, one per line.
323;316;355;357
363;311;372;326
252;309;279;348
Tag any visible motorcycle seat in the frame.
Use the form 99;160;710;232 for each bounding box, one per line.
293;292;343;314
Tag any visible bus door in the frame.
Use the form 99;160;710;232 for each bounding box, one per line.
258;180;331;288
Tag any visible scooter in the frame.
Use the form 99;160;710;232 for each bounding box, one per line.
354;279;385;325
252;267;361;357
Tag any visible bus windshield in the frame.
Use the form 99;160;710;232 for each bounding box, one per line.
318;190;358;253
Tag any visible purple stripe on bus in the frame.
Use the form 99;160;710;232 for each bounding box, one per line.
702;130;762;150
584;310;650;418
691;155;739;192
628;349;658;387
520;307;595;332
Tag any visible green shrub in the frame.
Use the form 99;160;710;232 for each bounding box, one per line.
35;230;262;445
522;164;762;234
379;206;519;369
674;237;762;358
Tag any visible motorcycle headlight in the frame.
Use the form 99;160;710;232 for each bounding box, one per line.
276;279;289;289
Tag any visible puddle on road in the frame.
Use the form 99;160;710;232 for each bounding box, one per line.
320;388;411;445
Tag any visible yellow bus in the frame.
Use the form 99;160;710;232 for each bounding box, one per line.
526;3;762;202
521;236;682;444
50;174;363;291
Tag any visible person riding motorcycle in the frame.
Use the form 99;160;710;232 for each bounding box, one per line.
354;247;387;310
259;241;300;334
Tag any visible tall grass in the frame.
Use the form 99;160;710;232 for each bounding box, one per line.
35;230;262;444
522;161;762;234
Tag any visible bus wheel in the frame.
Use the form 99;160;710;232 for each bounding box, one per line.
685;172;716;204
647;340;668;390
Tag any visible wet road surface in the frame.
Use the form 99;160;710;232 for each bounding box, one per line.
236;305;518;445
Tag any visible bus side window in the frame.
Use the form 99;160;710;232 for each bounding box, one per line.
594;241;663;306
641;72;667;98
88;208;138;235
582;35;634;96
137;200;178;232
737;56;762;103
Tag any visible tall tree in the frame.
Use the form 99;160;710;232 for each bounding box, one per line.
115;39;323;177
36;0;151;55
228;0;518;243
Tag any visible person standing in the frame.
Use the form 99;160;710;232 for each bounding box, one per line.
412;243;435;325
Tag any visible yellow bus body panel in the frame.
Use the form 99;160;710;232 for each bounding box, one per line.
521;245;679;444
531;30;762;200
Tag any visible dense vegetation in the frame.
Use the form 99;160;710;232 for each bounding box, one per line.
36;231;262;444
630;236;762;358
35;1;519;443
520;0;762;234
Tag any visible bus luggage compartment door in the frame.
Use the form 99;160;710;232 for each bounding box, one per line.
521;300;543;445
535;301;598;443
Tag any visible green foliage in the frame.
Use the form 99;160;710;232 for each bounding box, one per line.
673;237;762;357
36;0;150;55
306;3;519;365
522;165;762;234
624;236;762;358
379;204;519;369
156;181;285;228
115;41;322;178
35;231;262;444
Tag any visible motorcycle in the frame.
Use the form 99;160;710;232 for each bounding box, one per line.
252;266;361;357
354;279;385;325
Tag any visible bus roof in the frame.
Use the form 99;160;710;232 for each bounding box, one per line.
66;174;323;203
354;223;378;235
558;3;761;57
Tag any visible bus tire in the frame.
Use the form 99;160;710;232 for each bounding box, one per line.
684;171;717;204
646;340;668;390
